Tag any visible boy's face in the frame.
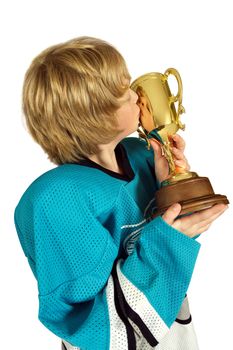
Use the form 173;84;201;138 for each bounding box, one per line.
115;86;140;139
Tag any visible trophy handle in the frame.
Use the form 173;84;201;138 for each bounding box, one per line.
164;68;183;102
164;68;186;130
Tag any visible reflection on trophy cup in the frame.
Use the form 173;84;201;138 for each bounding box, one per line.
131;68;229;217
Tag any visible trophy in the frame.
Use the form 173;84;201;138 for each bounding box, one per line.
130;68;229;217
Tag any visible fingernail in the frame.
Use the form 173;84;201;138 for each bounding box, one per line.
172;203;181;211
175;160;186;168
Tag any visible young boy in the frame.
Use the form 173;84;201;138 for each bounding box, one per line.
14;36;228;350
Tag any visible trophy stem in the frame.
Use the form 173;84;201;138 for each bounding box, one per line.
160;132;200;187
161;135;196;181
161;140;176;174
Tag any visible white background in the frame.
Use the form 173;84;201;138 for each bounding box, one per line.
0;0;232;349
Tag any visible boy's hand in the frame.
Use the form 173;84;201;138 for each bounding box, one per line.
149;133;229;236
149;134;190;184
162;202;228;238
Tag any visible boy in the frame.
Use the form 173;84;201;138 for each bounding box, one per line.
14;36;228;350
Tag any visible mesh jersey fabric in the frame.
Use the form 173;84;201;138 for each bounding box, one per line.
14;137;200;350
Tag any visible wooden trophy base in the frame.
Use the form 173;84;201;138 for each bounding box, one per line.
153;176;229;218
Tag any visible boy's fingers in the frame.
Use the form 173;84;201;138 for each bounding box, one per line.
174;159;191;170
150;139;163;158
193;204;228;222
173;204;228;232
171;147;186;160
171;134;185;151
193;206;228;227
194;223;211;235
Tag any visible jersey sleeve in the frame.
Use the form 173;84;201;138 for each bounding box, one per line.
117;216;200;347
14;180;200;350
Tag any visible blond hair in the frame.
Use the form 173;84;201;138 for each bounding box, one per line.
22;36;131;164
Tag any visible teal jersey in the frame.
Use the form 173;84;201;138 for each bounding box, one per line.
14;137;200;349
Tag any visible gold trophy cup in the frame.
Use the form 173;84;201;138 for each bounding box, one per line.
131;68;229;217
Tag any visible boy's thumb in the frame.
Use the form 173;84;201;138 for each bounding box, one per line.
162;203;182;225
